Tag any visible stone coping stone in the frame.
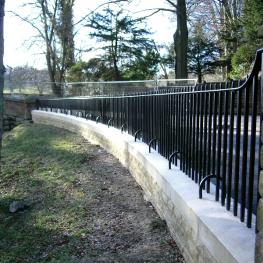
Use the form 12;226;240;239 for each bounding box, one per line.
32;110;256;263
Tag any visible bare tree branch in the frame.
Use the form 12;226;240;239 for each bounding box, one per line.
74;0;132;27
8;10;45;40
165;0;177;9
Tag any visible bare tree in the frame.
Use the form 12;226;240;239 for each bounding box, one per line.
11;0;75;97
11;0;133;96
135;0;188;79
191;0;243;79
174;0;188;79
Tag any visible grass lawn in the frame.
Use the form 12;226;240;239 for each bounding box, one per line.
0;124;93;262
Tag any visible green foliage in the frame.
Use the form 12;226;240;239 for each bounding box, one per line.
86;7;156;80
188;22;220;83
83;58;112;81
122;50;160;80
229;44;258;79
66;61;88;82
243;0;263;40
230;0;263;79
66;58;118;82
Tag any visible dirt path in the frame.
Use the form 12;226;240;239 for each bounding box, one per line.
73;141;185;262
1;124;185;263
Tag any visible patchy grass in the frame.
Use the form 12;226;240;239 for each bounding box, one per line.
0;124;93;263
0;124;184;263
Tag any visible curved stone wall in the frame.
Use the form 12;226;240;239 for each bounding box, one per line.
32;110;255;263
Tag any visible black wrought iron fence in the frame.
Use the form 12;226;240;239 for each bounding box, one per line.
37;49;263;229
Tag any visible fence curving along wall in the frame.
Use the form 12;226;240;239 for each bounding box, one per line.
37;50;263;232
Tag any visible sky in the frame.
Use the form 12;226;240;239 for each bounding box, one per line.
4;0;176;69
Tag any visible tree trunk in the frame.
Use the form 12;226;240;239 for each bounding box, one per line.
174;0;188;79
198;72;202;83
59;0;75;69
0;0;4;165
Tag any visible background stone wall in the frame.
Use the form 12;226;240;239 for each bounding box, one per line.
4;95;38;120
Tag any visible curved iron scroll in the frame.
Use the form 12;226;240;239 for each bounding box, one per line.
134;129;142;142
168;151;180;169
199;174;219;199
121;123;127;133
108;118;113;128
148;138;158;153
96;116;101;124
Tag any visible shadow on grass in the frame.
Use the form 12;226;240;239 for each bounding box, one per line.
0;124;102;262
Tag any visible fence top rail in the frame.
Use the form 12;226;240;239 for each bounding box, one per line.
65;78;197;85
38;49;263;101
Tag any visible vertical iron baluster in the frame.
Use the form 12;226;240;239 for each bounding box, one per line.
207;89;213;192
199;85;205;184
160;93;164;156
188;91;193;176
186;88;191;176
170;93;175;155
164;91;168;157
195;86;200;183
221;86;229;205
157;92;161;154
216;86;223;201
147;95;150;143
182;91;186;173
240;84;250;221
154;93;158;150
151;94;154;142
128;97;131;135
212;90;218;189
227;89;235;210
179;89;184;169
247;76;258;228
191;91;196;180
234;88;242;216
145;95;148;143
176;92;180;164
167;92;171;156
202;87;208;186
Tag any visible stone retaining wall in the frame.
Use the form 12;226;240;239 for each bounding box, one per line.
32;110;256;263
4;96;37;119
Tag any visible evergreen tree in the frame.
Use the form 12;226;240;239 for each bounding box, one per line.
188;21;220;83
86;7;156;80
230;0;263;79
67;58;110;82
122;50;160;80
